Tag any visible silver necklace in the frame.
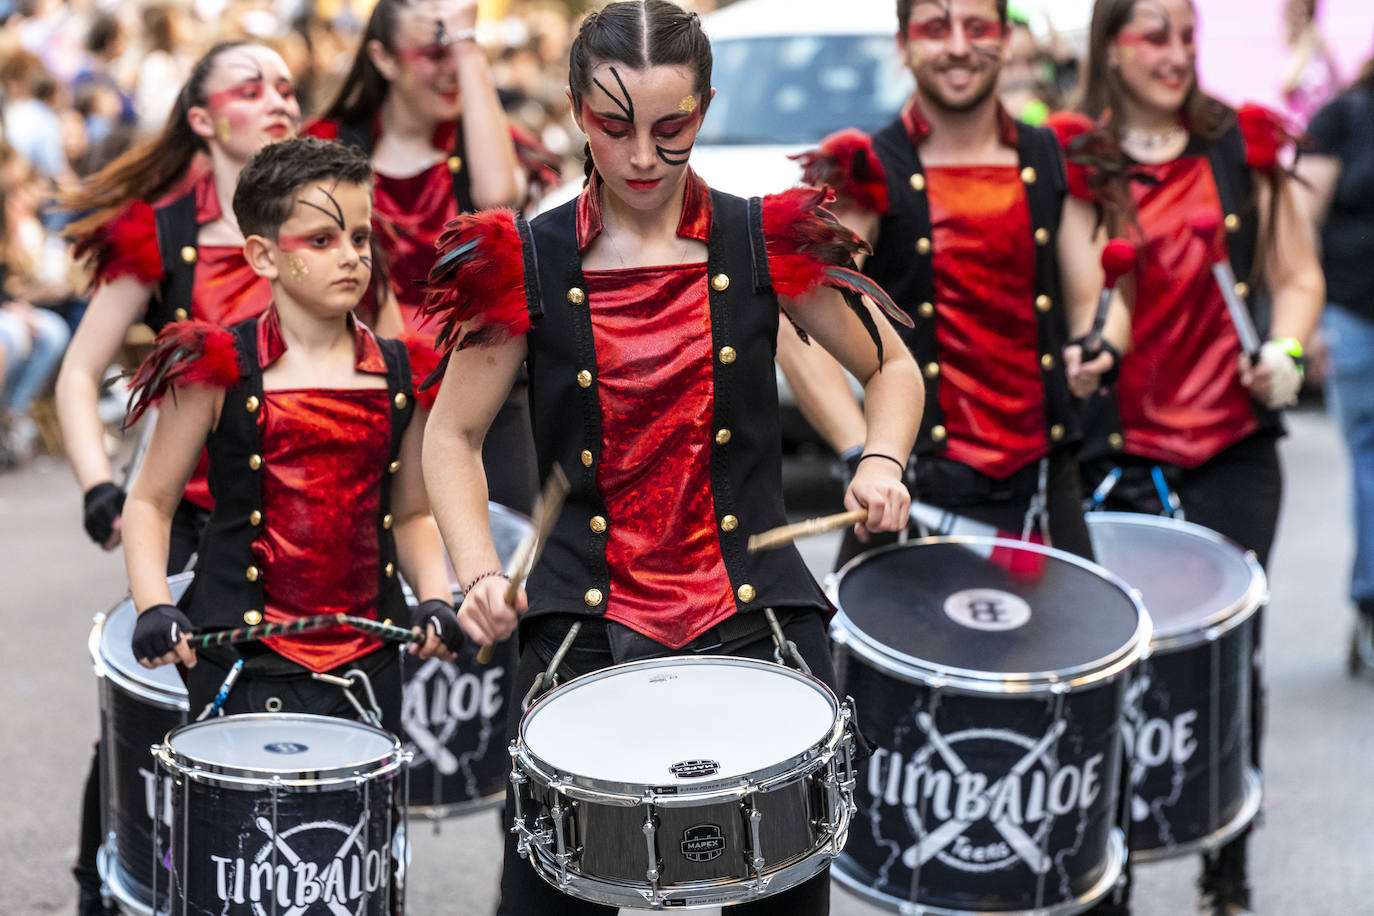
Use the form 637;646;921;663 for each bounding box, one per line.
601;217;690;268
1123;124;1187;150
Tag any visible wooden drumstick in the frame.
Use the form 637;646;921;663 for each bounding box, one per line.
747;508;869;553
476;466;571;664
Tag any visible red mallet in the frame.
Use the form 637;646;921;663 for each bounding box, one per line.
1189;211;1262;359
1081;238;1137;359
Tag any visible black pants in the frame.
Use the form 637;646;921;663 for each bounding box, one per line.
184;644;404;737
496;610;837;915
1082;431;1282;892
835;450;1093;571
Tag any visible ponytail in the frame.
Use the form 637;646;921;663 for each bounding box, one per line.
63;41;253;238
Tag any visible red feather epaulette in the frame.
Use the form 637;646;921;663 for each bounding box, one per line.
1236;103;1293;173
422;209;530;361
400;333;441;410
124;321;242;427
1044;111;1141;221
789;129;889;215
762;187;913;363
511;126;562;203
73;200;162;289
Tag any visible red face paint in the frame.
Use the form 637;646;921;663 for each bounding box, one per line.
398;43;450;65
206;78;296;111
1115;26;1195;50
907;16;1004;42
581;101;631;139
277;229;372;253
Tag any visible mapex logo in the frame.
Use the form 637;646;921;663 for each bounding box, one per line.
670;759;720;779
401;658;504;772
208;812;389;914
681;824;727;862
868;714;1103;875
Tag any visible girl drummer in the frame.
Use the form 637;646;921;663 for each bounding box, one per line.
421;2;922;912
53;40;301;916
305;0;540;513
1072;1;1323;910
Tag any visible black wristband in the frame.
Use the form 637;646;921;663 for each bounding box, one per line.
1068;336;1121;390
131;603;194;663
83;482;126;545
858;452;907;474
417;598;464;654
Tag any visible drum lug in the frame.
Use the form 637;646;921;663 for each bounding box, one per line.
746;793;766;878
641;804;661;901
551;796;572;887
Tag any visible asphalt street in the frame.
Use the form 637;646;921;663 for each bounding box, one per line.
2;406;1370;915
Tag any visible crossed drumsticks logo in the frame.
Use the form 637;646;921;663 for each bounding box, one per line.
902;713;1067;875
246;812;375;916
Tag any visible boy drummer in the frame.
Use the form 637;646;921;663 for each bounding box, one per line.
121;137;461;735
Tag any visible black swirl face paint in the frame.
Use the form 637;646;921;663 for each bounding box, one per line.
298;186;347;232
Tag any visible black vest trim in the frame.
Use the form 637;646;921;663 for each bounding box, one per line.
188;318;413;632
338;119;474;213
149;192;197;332
747;196;771;292
866;118;1077;461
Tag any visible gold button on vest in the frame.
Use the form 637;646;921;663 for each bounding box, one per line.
581;450;594;467
915;238;932;255
394;392;408;409
249;454;263;470
1021;166;1037;185
711;274;730;292
245;565;260;582
1050;424;1065;441
1108;433;1124;451
590;515;607;534
174;308;189;321
243;609;262;625
924;362;940;379
909;173;926;192
1035;295;1052;312
245;395;260;413
718;347;737;365
720;515;739;532
447;155;463;173
567;287;586;305
180;246;197;264
931;425;947;443
584;588;604;607
382;513;393;530
388;460;401;474
715;429;732;445
577;370;593;388
918;302;935;318
737;584;756;603
249;510;262;526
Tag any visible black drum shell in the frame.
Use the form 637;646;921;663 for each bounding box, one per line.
836;647;1129;913
1126;613;1256;855
399;638;516;814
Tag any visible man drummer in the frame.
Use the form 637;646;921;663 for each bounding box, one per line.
783;0;1129;567
120;138;461;736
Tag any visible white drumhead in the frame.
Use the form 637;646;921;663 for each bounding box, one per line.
522;657;837;785
167;714;398;774
97;576;192;700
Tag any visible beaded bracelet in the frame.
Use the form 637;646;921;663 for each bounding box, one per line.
462;569;508;593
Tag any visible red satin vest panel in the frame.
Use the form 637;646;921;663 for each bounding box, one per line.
927;165;1048;478
583;262;736;649
1119;156;1258;467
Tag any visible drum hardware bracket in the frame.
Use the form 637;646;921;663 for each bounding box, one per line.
552;798;572;886
312;667;384;728
746;792;767;878
641;806;660;898
197;657;244;721
1022;457;1051;542
764;608;811;675
524;621;582;711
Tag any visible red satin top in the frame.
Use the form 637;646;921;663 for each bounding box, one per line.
927;165;1047;478
584;262;735;648
91;169;272;509
1119;156;1257;467
250;310;392;672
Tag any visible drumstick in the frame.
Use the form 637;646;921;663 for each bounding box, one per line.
747;509;869;553
188;614;420;650
476;465;571;664
1080;238;1136;360
1189;211;1262;360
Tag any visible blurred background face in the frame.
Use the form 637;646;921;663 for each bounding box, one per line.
375;0;469;124
194;45;300;162
1110;0;1197;122
901;0;1008;114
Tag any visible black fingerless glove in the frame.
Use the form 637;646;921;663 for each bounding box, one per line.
1068;336;1121;390
417;598;464;654
131;604;194;663
83;482;125;545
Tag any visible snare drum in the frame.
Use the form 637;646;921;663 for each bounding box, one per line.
510;656;857;910
400;502;530;818
830;538;1150;915
89;574;192;915
154;713;406;915
1086;513;1266;860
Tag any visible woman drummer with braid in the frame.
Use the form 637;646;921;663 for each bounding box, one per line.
420;3;921;912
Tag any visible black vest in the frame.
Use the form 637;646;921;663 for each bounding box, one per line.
184;318;415;631
336;119;474;212
864;117;1079;459
1078;123;1281;462
144;191;198;332
513;190;828;622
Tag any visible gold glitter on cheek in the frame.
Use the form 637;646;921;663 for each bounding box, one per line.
286;253;308;281
216;116;231;143
678;95;697;113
